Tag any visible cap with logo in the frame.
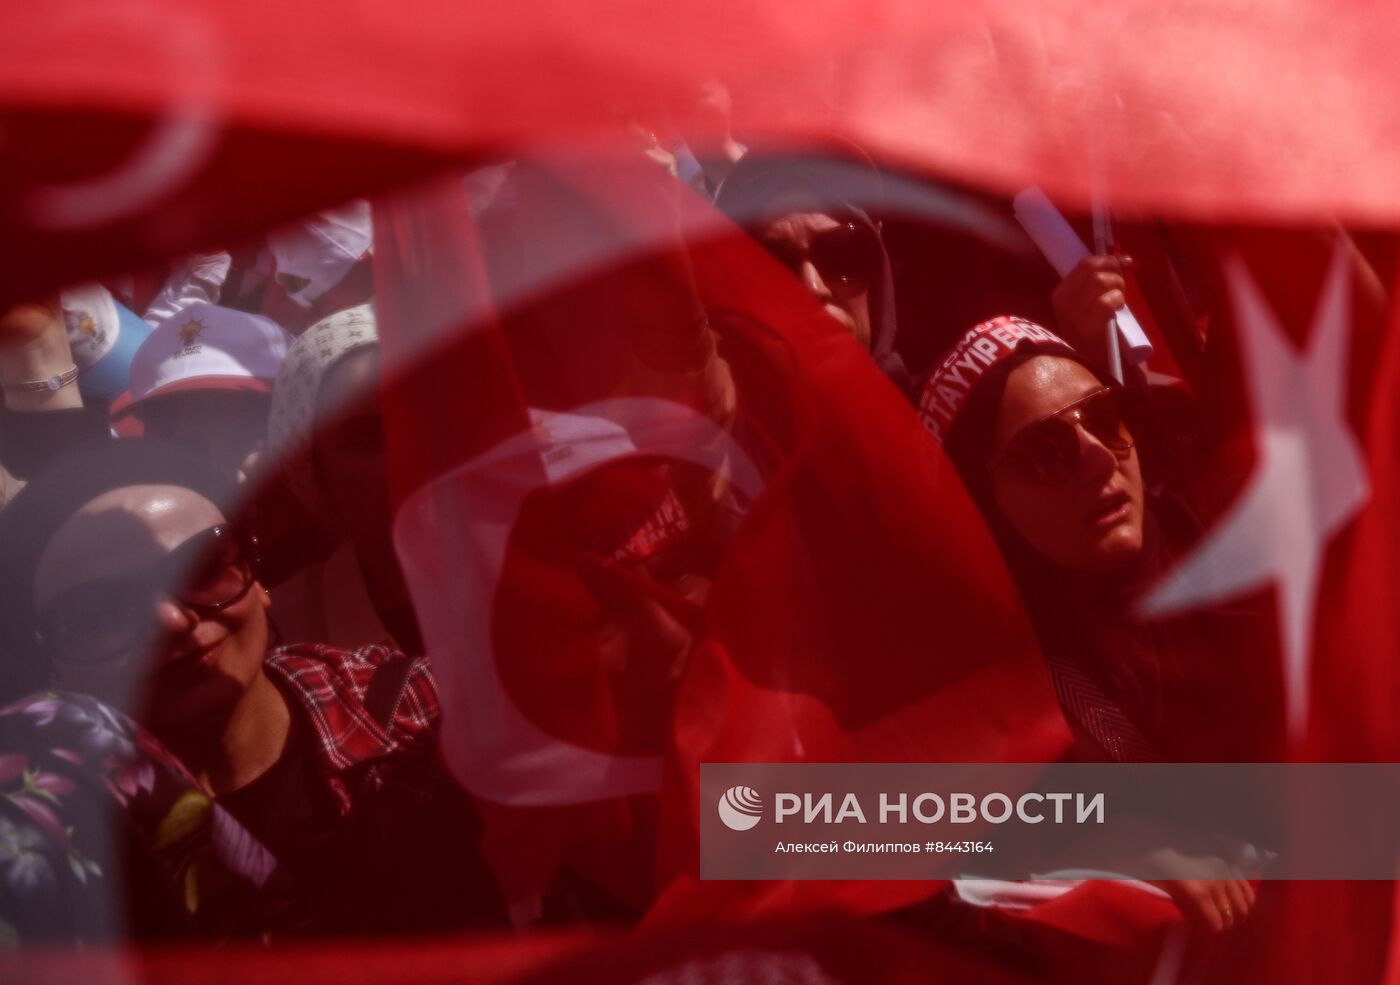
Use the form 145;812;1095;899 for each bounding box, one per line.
59;284;154;404
111;302;292;423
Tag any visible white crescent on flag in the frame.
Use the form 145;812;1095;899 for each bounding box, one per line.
393;396;765;806
17;3;225;231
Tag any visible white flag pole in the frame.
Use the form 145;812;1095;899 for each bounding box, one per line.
1092;199;1124;383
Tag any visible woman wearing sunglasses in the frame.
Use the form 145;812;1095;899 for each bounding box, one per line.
920;315;1245;760
919;316;1262;933
714;149;915;397
0;440;504;937
923;315;1210;743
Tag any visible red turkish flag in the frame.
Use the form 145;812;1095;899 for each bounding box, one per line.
369;151;1072;916
7;1;1400;307
1112;227;1400;983
7;1;1400;979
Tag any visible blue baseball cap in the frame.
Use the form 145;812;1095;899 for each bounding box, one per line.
61;285;154;404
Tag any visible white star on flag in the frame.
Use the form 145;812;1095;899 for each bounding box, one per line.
1139;239;1369;741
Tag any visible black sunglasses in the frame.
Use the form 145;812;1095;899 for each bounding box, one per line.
34;525;259;665
988;388;1135;486
762;219;880;289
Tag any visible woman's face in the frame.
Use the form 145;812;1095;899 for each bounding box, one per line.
989;356;1145;574
32;484;270;732
754;209;875;351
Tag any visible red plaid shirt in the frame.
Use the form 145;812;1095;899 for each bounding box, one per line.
265;642;440;815
260;643;506;932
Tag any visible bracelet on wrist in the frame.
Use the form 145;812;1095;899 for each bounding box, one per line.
2;365;80;393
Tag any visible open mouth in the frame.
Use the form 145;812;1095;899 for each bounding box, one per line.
1087;490;1132;528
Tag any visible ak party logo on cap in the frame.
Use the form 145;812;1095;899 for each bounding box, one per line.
179;318;205;346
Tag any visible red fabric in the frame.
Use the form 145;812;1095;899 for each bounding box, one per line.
658;182;1074;916
8;3;1400;307
1270;244;1400;985
369;151;1071;919
1131;230;1400;983
3;2;1400;215
370;184;619;920
6;4;1400;975
0;915;1058;985
0;933;600;985
951;882;1183;983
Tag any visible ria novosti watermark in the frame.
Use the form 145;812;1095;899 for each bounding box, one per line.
718;785;1105;830
701;763;1400;880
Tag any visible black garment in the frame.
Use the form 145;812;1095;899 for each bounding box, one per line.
245;655;506;936
1015;493;1282;763
217;712;341;892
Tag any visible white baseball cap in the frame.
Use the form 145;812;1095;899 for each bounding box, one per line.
116;303;292;417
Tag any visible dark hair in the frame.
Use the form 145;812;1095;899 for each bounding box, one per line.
0;440;238;700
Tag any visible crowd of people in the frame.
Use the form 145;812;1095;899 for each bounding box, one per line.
0;116;1379;964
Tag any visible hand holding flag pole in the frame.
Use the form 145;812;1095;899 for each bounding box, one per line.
1013;187;1151;380
1091;193;1125;383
